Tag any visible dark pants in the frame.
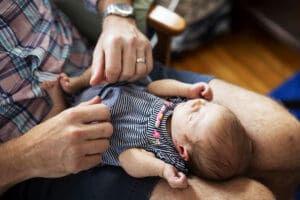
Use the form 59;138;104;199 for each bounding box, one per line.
3;167;158;200
150;62;214;84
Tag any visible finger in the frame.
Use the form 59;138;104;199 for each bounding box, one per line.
81;121;113;140
74;103;110;123
120;39;136;81
105;41;122;83
90;47;105;86
129;39;152;82
145;42;153;75
134;48;147;80
80;138;110;155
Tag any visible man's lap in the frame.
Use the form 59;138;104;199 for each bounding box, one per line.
3;166;159;200
150;62;214;84
3;64;214;200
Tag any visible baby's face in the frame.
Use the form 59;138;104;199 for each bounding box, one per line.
171;99;226;149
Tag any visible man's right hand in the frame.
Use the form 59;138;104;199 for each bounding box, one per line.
0;96;112;191
25;96;112;178
24;97;112;177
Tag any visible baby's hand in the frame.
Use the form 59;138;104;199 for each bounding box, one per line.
163;164;188;189
188;82;213;100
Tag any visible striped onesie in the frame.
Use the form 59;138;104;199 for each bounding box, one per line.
74;83;188;174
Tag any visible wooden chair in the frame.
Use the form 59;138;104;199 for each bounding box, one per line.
147;4;186;65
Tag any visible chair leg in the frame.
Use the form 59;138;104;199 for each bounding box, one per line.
154;32;172;66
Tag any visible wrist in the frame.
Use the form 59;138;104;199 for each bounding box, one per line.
102;14;136;29
160;163;168;178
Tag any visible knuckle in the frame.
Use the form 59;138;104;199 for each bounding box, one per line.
106;69;120;82
122;71;135;80
99;105;110;119
66;126;83;141
127;36;137;45
109;36;122;46
137;40;147;49
128;52;135;60
108;70;120;78
64;108;80;121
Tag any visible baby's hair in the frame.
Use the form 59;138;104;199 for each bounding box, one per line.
187;106;252;180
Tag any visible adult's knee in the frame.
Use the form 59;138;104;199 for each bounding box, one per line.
150;176;275;200
231;177;275;200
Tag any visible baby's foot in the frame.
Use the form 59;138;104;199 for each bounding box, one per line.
41;78;66;120
59;73;79;94
189;82;213;100
41;78;65;106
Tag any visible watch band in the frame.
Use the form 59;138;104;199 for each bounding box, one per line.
102;3;134;18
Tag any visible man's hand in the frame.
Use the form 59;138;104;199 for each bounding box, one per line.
90;16;153;85
0;97;112;191
25;96;112;177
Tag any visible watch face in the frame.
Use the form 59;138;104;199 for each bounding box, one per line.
103;3;134;18
113;3;134;16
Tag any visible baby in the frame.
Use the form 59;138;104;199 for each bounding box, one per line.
42;68;253;189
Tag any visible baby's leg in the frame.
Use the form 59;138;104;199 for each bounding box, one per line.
41;78;66;121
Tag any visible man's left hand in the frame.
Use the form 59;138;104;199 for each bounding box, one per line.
90;16;153;85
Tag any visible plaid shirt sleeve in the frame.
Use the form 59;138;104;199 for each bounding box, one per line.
0;0;92;143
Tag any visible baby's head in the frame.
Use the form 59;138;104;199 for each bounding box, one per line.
171;99;252;180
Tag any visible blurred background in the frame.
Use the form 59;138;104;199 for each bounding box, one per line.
161;1;300;198
158;0;300;95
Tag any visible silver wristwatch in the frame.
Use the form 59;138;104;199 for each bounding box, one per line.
102;3;134;18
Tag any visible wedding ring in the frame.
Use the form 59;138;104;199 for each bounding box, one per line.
136;57;146;64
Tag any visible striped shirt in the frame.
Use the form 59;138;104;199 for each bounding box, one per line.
74;83;189;174
0;0;96;142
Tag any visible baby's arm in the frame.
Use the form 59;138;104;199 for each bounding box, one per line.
119;148;188;188
147;79;212;100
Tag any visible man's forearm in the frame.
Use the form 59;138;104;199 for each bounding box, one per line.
0;136;36;194
209;79;300;171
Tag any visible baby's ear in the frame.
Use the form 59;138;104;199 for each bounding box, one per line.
178;145;190;161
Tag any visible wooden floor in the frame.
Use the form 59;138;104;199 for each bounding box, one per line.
171;28;300;94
